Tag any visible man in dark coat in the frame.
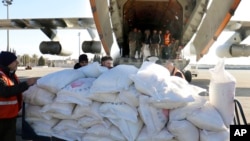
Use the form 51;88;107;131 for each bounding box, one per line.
0;51;37;141
74;54;89;69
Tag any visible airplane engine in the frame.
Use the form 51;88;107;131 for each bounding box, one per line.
216;44;250;58
215;31;248;58
39;41;72;56
82;41;102;54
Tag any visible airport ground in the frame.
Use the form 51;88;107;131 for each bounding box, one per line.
15;66;250;140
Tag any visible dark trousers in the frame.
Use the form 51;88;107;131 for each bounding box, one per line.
0;118;16;141
162;47;170;59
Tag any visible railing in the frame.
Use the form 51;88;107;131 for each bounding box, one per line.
234;99;248;125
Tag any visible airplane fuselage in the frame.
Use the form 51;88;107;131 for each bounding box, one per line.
0;0;242;62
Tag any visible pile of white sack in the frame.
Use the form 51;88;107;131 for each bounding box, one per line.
23;60;236;141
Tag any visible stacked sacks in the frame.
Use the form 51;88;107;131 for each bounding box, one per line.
167;60;233;141
55;78;95;106
23;61;233;141
24;68;101;140
89;64;138;102
167;101;230;141
130;62;195;109
87;65;143;141
36;68;86;93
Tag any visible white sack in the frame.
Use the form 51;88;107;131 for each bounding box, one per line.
100;102;138;123
28;116;59;137
209;59;236;83
138;95;168;135
56;77;95;106
78;116;103;128
88;92;121;103
167;120;199;141
209;59;236;127
109;118;143;141
150;76;198;109
43;112;74;120
72;102;102;119
130;62;170;96
88;65;137;103
53;119;85;133
87;124;126;141
52;120;86;140
209;82;235;127
52;130;83;141
31;123;54;137
23;84;55;106
26;118;59;131
82;134;113;141
90;64;138;93
25;105;44;119
40;103;75;119
200;129;229;141
187;102;227;131
169;93;207;121
119;85;141;107
37;69;85;93
54;94;92;107
77;62;108;78
136;126;174;141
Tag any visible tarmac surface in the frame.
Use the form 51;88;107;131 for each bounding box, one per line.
15;66;250;140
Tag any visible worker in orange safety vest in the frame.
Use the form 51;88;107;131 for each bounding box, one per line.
162;30;172;59
165;61;185;79
0;51;37;141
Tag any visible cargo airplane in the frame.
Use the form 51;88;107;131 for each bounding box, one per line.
0;0;247;81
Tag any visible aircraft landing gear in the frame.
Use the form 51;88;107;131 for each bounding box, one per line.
184;70;192;83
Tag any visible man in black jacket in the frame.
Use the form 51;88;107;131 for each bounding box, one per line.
150;29;161;56
74;54;89;69
0;51;36;141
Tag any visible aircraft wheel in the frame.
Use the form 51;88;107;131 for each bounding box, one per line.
184;70;192;83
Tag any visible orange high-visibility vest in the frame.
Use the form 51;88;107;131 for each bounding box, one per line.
164;33;171;45
0;70;20;119
171;67;185;79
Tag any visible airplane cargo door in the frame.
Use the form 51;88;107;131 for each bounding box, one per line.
90;0;114;55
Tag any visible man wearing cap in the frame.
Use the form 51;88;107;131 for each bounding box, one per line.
74;54;89;69
0;51;37;141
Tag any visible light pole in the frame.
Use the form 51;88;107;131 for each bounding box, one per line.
78;32;81;56
2;0;13;52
